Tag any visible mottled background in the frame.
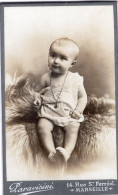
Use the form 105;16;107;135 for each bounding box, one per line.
5;5;115;98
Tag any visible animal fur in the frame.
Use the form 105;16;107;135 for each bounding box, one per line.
5;73;116;180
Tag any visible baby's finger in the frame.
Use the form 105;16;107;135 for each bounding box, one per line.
69;111;72;116
71;112;77;119
74;115;78;119
34;101;37;105
33;105;39;109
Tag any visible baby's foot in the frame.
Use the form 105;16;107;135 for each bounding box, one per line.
48;152;56;163
56;147;70;162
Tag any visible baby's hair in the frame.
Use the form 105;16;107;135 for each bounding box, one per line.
50;37;79;60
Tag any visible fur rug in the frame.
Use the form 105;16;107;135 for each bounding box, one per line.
5;73;116;180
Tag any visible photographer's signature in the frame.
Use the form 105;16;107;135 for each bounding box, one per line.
9;182;54;194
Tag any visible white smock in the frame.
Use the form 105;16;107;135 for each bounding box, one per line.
38;72;84;127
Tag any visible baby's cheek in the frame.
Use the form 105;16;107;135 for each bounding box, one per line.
49;59;54;66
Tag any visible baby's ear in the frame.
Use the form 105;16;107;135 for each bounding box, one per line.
71;60;77;67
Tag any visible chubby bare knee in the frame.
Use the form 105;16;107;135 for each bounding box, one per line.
37;118;54;133
64;122;80;133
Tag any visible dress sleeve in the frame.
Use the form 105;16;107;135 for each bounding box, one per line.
74;73;84;87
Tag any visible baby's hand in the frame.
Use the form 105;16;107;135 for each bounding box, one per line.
34;100;41;106
70;109;81;119
33;92;41;110
33;100;41;110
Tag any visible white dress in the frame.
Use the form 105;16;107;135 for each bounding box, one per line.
38;72;84;127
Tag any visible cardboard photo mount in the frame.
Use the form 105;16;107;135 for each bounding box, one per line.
0;1;118;195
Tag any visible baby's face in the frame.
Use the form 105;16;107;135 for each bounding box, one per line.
48;43;76;75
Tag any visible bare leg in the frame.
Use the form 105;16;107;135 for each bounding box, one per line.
37;118;56;159
56;122;80;161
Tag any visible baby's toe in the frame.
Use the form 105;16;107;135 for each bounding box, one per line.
48;152;56;162
56;147;63;151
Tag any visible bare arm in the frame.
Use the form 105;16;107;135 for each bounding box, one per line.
76;86;87;114
70;85;87;119
34;74;47;105
36;74;47;92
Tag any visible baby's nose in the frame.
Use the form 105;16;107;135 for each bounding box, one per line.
54;57;59;64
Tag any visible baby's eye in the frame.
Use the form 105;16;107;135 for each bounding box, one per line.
61;56;66;60
51;53;55;58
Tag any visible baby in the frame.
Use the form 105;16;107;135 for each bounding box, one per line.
34;38;87;163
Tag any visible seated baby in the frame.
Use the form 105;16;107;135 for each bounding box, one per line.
34;37;87;163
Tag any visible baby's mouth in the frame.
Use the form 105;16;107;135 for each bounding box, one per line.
52;65;60;69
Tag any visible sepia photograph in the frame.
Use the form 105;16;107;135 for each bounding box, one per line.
3;2;117;183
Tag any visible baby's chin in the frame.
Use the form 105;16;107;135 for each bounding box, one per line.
50;68;61;74
51;70;61;75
